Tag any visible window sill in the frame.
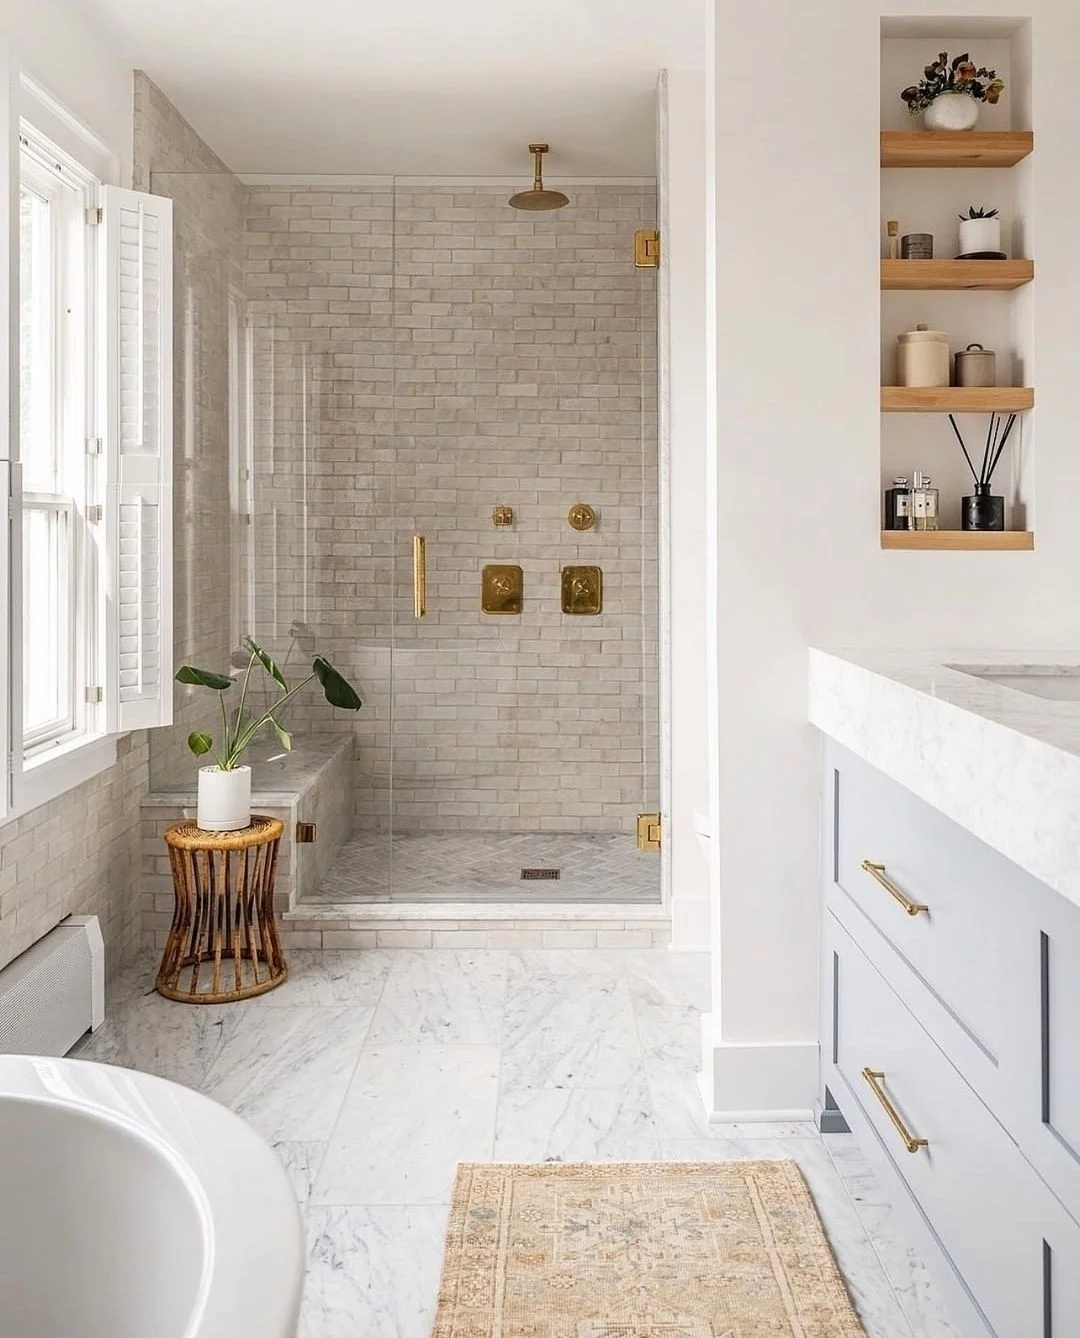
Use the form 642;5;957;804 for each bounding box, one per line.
13;732;119;820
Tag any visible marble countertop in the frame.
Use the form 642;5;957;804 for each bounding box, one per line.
809;648;1080;910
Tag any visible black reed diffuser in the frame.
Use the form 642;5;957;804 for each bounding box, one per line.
948;411;1016;531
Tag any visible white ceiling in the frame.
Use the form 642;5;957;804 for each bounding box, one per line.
84;0;705;176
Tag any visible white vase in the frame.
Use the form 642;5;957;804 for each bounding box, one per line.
196;765;252;832
958;216;1002;257
924;92;979;131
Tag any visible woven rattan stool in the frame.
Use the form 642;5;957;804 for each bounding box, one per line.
157;815;288;1003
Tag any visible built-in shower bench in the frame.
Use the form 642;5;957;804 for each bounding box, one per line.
141;735;353;953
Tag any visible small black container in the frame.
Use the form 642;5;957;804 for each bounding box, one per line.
962;484;1005;532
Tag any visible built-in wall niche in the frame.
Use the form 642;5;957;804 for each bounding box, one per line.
880;17;1034;550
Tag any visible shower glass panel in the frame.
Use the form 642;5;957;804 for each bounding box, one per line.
148;171;395;901
385;176;660;904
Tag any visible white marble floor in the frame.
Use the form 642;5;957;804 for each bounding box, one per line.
77;948;959;1338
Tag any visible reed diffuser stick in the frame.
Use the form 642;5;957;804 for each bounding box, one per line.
948;414;980;485
979;413;997;485
985;413;1017;484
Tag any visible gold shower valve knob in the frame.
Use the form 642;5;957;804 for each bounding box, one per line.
568;503;597;531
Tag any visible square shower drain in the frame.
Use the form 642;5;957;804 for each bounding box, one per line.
521;868;561;881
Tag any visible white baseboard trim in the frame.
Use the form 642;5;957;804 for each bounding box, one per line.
669;894;710;952
698;1020;819;1120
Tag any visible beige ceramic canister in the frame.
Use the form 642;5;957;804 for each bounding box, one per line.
897;324;950;388
954;342;996;388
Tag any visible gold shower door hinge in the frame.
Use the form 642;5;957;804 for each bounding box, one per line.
637;812;662;852
634;229;660;268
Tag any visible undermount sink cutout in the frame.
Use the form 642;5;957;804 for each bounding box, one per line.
950;665;1080;702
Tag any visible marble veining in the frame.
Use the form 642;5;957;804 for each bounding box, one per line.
810;647;1080;909
79;947;958;1337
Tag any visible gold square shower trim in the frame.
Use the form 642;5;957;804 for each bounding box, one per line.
561;565;602;615
482;565;523;614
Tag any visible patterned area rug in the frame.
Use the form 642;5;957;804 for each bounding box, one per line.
433;1162;865;1337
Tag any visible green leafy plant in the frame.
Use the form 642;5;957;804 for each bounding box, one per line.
960;205;999;219
176;636;362;771
901;52;1005;114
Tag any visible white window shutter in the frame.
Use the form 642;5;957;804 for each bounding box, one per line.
103;185;173;733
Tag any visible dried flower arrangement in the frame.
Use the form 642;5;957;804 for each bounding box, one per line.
901;53;1005;114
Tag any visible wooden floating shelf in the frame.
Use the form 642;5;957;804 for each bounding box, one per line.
882;259;1034;291
881;531;1035;551
881;130;1033;169
880;386;1035;414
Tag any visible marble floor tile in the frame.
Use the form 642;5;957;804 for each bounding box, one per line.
273;1141;328;1207
313;1045;500;1206
493;1072;661;1162
78;983;241;1088
261;950;395;1008
300;1205;448;1338
859;1202;964;1338
366;950;507;1046
501;973;642;1092
202;1004;373;1143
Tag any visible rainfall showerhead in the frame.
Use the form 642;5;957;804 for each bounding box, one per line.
508;143;569;212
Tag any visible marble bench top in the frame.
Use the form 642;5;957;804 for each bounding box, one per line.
145;733;353;807
809;648;1080;911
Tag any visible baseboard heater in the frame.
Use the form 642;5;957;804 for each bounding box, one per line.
0;916;105;1056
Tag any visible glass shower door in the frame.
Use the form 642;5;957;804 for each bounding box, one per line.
387;174;661;904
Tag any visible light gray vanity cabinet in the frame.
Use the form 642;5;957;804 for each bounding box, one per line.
821;742;1080;1338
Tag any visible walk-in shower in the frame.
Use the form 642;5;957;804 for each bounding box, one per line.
149;161;659;906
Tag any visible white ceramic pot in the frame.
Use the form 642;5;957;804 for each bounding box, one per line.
197;765;252;832
958;216;1002;256
924;92;979;131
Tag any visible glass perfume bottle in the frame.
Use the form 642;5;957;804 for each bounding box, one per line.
909;471;939;532
884;476;910;531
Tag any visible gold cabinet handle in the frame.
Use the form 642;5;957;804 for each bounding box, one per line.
861;1067;928;1153
860;860;929;917
412;535;426;619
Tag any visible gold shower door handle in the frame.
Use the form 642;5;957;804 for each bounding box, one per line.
413;535;427;619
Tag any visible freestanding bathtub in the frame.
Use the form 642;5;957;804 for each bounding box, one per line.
0;1054;304;1338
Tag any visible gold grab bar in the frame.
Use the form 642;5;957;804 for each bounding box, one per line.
862;1067;928;1153
860;860;929;917
412;535;427;619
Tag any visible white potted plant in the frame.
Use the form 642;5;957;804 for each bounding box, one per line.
900;52;1005;131
957;205;1002;258
176;637;362;831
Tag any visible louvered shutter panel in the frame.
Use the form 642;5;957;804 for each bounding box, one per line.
103;186;173;732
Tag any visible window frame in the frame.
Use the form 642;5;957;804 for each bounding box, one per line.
11;121;110;808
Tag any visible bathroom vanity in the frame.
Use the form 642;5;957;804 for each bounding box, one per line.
810;649;1080;1338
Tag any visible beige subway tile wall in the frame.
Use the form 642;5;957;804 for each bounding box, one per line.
243;181;659;835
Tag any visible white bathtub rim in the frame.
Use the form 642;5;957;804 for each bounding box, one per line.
0;1054;303;1338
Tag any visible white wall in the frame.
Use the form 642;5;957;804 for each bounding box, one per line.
3;0;132;182
703;0;1080;1117
657;69;711;950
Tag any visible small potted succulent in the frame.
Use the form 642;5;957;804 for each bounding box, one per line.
957;205;1002;258
901;52;1005;131
176;637;362;831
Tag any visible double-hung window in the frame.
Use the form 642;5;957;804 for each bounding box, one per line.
18;131;98;758
10;116;173;817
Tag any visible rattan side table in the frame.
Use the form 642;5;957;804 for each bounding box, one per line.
157;815;288;1003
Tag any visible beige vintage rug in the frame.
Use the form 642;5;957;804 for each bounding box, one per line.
432;1162;865;1338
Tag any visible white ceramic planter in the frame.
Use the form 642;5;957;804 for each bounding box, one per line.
924;92;979;131
197;765;252;832
958;216;1002;256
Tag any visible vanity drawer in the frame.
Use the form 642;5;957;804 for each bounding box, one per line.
829;912;1078;1338
828;744;1030;1082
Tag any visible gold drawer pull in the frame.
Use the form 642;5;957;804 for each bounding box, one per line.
861;860;929;917
862;1067;928;1153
